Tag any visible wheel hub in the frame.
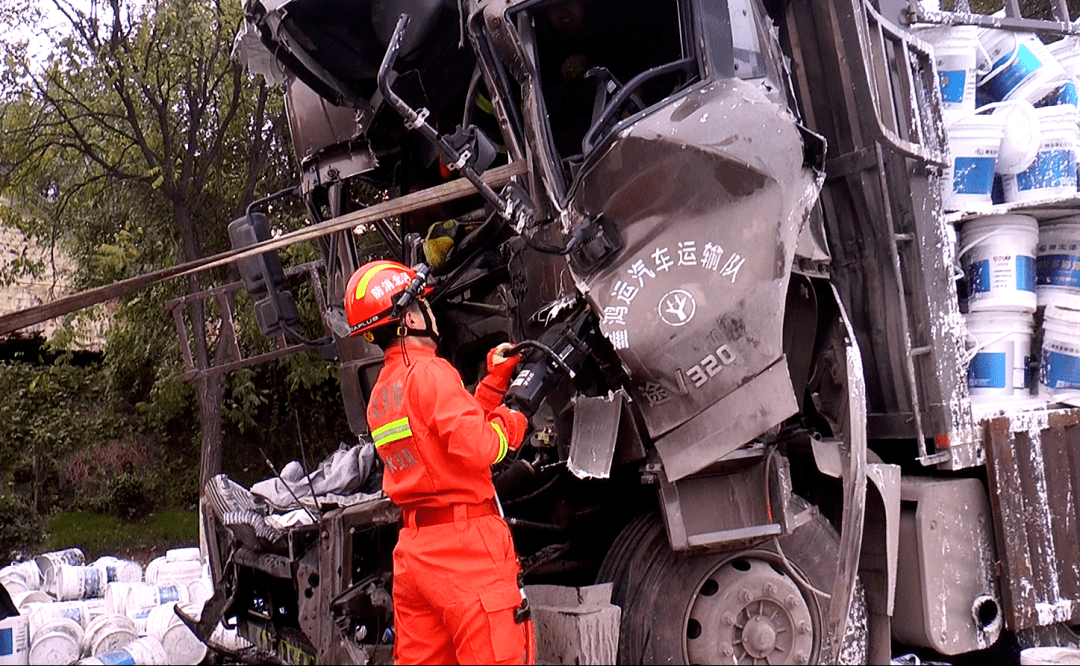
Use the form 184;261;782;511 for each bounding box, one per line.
685;557;815;664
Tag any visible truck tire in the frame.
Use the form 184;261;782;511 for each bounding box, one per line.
598;501;866;664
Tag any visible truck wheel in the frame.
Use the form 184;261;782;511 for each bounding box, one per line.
598;504;866;664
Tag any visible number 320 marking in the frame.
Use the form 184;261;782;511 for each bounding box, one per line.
684;345;737;388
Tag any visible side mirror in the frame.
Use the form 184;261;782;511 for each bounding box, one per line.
228;212;300;337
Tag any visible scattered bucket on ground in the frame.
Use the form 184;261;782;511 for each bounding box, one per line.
52;565;106;601
27;617;82;666
33;549;84;595
76;636;168;666
92;558;143;586
80;613;138;658
0;613;30;666
959;214;1038;312
146;603;206;665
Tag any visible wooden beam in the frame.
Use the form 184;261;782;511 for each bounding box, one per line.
0;161;528;337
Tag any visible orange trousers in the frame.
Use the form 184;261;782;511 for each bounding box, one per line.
391;510;534;665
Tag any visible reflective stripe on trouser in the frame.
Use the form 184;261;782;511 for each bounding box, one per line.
392;512;531;665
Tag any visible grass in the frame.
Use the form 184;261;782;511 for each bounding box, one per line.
47;510;199;564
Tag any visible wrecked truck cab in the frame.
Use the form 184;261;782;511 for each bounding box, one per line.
209;0;896;663
487;0;833;478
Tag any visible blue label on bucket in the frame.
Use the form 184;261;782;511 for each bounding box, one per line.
159;586;181;604
1016;149;1077;192
1037;253;1080;288
0;628;13;657
1017;255;1037;291
983;44;1043;102
940;70;967;104
953;156;997;194
97;649;137;666
968;259;990;294
1043;81;1079;107
1043;349;1080;389
970;352;1008;388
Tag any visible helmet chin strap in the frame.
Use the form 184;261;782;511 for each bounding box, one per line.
396;301;438;367
400;300;438;341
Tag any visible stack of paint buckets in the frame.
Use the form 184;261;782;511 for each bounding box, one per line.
0;546;244;666
959;212;1080;406
958;214;1039;406
1036;217;1080;402
920;19;1080;211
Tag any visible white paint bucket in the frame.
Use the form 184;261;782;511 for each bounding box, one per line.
119;583;189;620
142;559;165;586
1036;219;1080;310
942;114;1003;211
33;549;84;595
959;214;1039;311
0;614;29;666
164;549;201;564
979;29;1068;104
146;603;206;665
76;637;168;666
150;561;202;588
209;624;253;653
1002;105;1079;202
129;608;152;638
1042;79;1079;107
28;601;91;633
52;565;106;601
92;558;142;586
186;578;213;607
965;310;1033;400
1;565;41;594
27;618;82;666
921;26;983;119
1040;305;1080;393
9;592;51;615
79;614;137;658
1048;37;1080;80
0;575;30;597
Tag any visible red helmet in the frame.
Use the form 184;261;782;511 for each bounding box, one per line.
344;260;419;336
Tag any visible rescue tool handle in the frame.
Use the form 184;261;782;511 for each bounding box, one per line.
390;263;431;319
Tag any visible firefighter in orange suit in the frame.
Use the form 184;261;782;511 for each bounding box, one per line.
344;259;535;665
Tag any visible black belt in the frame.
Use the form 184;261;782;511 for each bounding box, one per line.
403;499;499;528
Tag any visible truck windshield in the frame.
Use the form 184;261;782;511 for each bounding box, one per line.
524;0;694;168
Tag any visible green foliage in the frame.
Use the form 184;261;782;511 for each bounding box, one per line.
48;509;198;561
0;493;47;561
104;472;152;522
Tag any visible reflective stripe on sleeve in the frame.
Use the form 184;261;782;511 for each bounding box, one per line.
490;422;508;464
372;417;412;448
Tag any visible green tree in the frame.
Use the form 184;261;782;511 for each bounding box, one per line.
0;0;295;485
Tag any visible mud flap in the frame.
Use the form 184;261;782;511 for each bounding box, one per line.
820;286;868;664
567;389;645;479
